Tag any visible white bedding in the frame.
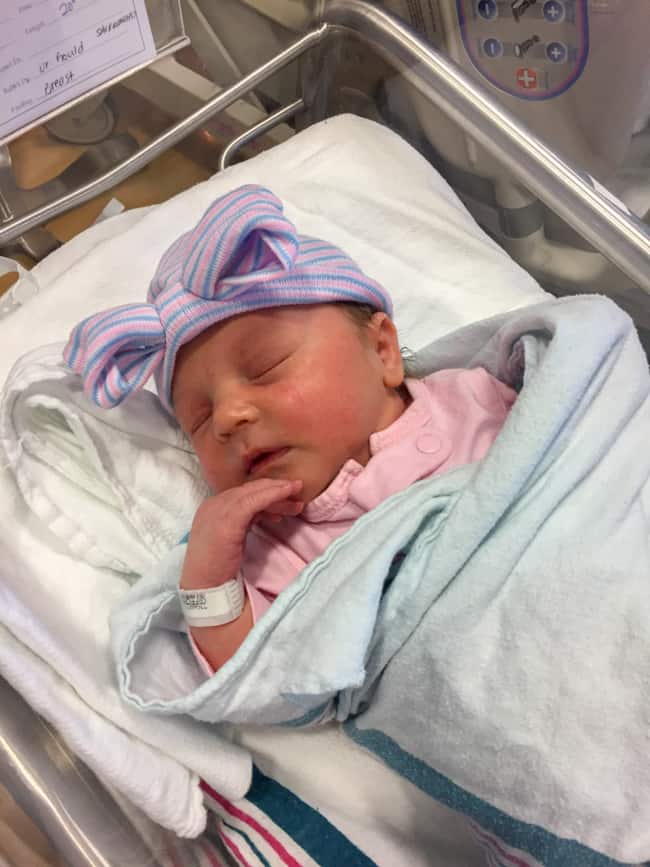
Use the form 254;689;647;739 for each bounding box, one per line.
0;114;545;846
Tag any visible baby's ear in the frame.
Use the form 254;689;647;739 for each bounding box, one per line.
369;313;405;388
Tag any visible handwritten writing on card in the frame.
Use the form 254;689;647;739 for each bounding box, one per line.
0;0;156;144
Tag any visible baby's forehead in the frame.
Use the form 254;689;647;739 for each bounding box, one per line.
178;303;362;376
216;306;309;345
178;306;309;363
212;303;351;344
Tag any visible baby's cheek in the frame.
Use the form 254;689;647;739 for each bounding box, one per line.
198;455;223;492
276;383;327;443
195;444;238;492
276;381;307;413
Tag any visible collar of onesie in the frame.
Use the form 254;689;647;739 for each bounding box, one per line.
302;378;436;523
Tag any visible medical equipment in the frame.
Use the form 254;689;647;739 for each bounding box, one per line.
210;0;650;323
0;1;649;865
381;0;650;312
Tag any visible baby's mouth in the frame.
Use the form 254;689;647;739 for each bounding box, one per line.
246;447;291;477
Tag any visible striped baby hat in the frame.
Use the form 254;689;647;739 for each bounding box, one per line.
63;184;393;414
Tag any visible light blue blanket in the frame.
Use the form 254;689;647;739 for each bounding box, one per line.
112;296;650;866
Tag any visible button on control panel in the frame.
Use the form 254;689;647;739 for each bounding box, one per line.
543;0;566;21
477;0;499;19
456;0;588;100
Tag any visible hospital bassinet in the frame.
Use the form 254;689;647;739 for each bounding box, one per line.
0;2;649;866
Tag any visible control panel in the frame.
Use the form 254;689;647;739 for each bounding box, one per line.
456;0;588;100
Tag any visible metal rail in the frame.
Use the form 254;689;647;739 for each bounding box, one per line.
0;27;327;246
320;0;650;292
219;97;306;171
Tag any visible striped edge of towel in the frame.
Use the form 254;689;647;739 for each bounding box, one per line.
200;769;375;867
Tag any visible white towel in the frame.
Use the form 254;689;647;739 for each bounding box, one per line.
2;343;207;574
0;345;252;836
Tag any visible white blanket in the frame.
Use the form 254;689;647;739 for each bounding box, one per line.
0;114;545;838
0;345;249;836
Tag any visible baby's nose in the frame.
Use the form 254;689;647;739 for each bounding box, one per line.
211;394;259;440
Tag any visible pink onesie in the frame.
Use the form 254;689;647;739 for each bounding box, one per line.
190;368;515;673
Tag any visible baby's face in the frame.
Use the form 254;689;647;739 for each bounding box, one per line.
171;304;405;503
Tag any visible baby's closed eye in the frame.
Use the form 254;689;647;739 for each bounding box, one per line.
189;411;212;435
177;401;211;435
249;353;292;381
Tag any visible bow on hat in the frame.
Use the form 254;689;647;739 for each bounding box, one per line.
64;184;392;413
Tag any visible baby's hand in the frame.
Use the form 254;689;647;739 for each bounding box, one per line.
180;479;304;591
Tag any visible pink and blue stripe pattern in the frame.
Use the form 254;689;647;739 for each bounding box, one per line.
63;184;392;413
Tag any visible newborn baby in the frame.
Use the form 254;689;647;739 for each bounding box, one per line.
64;184;515;674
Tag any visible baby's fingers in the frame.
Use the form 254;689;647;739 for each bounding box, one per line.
234;479;302;523
263;499;305;517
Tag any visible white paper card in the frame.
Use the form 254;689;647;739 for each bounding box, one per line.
0;0;156;144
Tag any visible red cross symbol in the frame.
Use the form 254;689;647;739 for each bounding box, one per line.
516;67;538;89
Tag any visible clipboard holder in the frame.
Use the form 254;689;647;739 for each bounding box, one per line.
0;0;187;259
1;0;188;148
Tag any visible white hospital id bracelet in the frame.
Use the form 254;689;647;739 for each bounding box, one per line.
179;575;245;627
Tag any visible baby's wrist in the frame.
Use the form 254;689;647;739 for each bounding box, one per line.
179;569;236;591
179;574;245;628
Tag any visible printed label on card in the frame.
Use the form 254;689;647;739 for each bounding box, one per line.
0;0;156;144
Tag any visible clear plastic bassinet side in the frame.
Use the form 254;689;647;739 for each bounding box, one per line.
0;676;164;867
2;0;647;309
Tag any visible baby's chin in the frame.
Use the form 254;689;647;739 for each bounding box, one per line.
258;459;339;504
299;469;344;505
